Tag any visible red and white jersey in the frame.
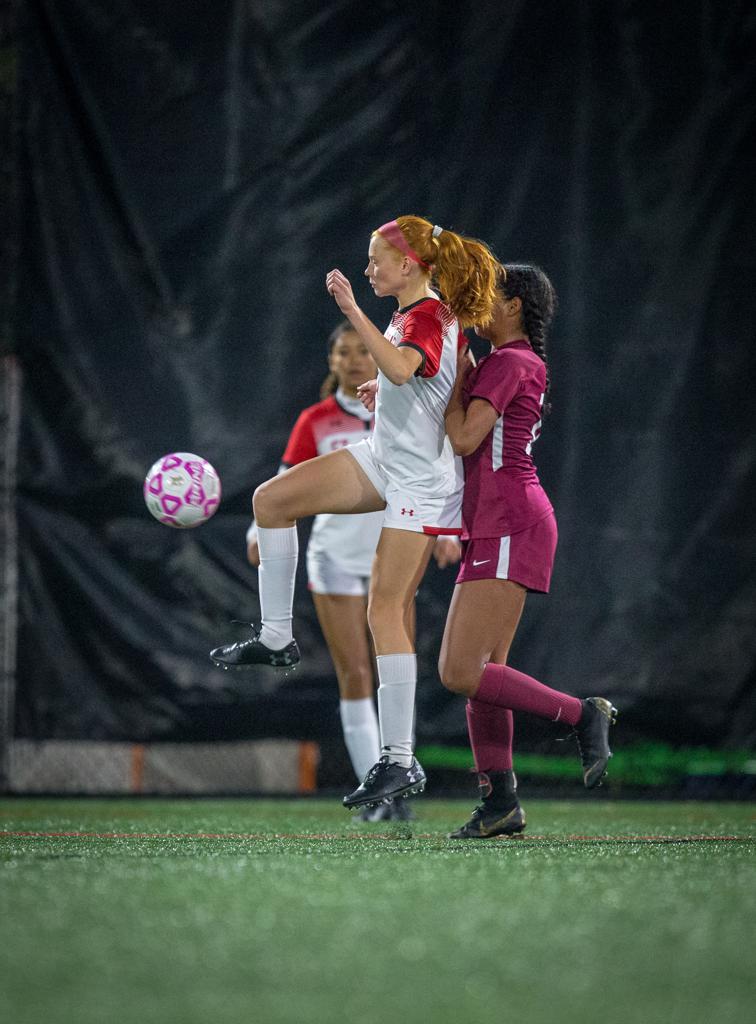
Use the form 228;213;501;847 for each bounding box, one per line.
461;340;553;538
373;297;464;499
283;388;384;575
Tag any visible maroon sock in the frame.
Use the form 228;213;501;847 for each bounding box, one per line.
466;699;513;773
474;662;582;726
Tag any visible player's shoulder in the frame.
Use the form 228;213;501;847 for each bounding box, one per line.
479;346;521;373
492;343;542;368
399;296;454;323
476;343;543;387
493;342;526;358
418;296;455;326
297;394;339;422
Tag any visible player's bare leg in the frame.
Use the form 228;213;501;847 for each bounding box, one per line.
210;450;384;669
439;580;527;837
439;578;617;793
439;579;526;696
254;448;386;527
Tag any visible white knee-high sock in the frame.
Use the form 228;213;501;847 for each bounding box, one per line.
376;653;416;767
257;526;298;649
339;698;380;782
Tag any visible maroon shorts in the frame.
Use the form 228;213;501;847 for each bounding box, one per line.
456;512;558;593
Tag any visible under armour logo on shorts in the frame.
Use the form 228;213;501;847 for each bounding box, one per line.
400;508;415;516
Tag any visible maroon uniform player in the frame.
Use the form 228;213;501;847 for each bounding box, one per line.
440;264;618;839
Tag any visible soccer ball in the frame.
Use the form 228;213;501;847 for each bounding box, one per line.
143;452;221;528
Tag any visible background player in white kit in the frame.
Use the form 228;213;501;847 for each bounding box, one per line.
211;215;502;811
246;322;458;820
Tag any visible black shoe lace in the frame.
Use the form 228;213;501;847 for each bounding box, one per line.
227;621;260;652
559;705;603;766
556;725;585;759
363;756;390;784
571;730;586;762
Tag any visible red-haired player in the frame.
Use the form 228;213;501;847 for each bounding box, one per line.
211;216;500;811
441;265;618;838
246;322;458;821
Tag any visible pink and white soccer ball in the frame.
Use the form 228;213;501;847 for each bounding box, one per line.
143;452;221;528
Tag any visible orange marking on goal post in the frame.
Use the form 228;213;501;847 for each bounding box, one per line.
130;744;146;794
298;742;319;793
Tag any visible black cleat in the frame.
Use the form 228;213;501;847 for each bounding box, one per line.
448;770;526;839
343;755;426;809
574;697;618;788
209;629;300;670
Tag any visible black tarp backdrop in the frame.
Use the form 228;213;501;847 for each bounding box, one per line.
13;1;756;749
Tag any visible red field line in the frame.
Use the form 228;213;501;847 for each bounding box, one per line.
0;830;752;843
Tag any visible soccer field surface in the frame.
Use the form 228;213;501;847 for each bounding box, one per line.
1;799;754;1024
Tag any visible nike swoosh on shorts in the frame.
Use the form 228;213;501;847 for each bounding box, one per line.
472;559;490;566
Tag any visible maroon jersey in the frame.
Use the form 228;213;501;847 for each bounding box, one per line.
461;339;553;538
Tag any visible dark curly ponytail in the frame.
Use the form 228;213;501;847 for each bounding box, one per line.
501;264;557;413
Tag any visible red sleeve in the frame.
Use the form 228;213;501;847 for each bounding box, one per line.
397;308;444;378
282;408;318;465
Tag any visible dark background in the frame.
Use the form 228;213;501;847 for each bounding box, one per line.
9;1;756;752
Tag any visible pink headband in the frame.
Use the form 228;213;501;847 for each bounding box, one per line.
377;220;431;270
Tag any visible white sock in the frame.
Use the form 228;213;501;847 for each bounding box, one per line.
339;698;380;781
256;526;298;649
376;653;417;768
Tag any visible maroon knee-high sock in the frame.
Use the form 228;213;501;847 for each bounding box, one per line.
475;663;582;725
465;700;513;773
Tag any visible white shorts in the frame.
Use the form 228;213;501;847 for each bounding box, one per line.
306;548;370;597
346;437;462;536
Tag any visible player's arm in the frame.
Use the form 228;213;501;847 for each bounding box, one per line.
325;269;421;385
445;397;499;456
444;343;495;456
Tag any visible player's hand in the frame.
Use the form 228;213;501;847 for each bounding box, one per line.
456;343;475;382
357;378;378;412
433;536;462;569
326;268;359;317
247;538;260;567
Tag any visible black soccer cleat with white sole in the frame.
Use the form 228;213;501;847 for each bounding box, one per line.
448;770;526;839
209;630;300;670
343;755;426;809
574;697;618;788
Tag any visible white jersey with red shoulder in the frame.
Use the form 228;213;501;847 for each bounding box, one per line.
283;388;383;575
373;296;464;498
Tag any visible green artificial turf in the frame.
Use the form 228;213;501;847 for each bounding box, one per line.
1;798;754;1024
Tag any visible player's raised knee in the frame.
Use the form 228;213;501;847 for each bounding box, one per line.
253;477;283;522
